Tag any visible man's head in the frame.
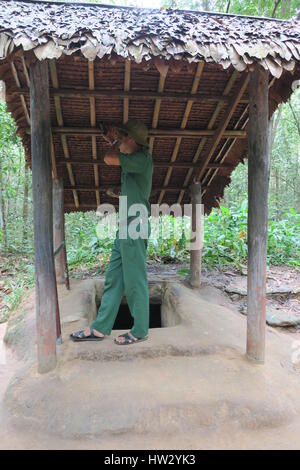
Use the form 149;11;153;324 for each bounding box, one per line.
116;119;148;154
119;134;139;154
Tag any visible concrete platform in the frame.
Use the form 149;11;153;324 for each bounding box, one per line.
1;277;300;449
57;278;244;362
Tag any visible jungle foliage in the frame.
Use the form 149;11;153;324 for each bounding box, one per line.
0;0;299;322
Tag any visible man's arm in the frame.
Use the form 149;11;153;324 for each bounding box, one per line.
101;126;121;166
103;135;121;165
104;150;146;172
104;149;120;166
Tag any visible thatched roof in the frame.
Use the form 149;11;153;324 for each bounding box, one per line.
1;0;299;76
0;0;300;213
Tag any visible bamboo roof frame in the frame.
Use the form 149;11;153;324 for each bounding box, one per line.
0;0;299;213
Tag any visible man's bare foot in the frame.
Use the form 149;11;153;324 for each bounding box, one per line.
84;326;105;338
115;332;137;344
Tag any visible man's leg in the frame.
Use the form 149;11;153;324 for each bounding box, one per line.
90;235;124;335
120;236;149;339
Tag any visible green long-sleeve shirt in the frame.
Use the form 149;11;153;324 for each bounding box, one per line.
118;148;153;219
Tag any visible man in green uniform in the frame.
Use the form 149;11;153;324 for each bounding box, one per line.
70;119;153;345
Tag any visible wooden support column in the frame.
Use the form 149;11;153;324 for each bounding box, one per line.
189;182;202;288
53;178;66;284
53;178;70;292
30;60;57;373
247;65;270;364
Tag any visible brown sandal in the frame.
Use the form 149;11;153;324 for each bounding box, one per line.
70;328;105;342
114;332;148;345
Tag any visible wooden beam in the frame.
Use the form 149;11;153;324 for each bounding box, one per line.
55;159;232;169
52;178;64;344
158;62;204;205
30;60;57;374
123;59;131;123
20;56;30;88
88;60;100;206
201;105;249;198
20;56;58;179
65;204;102;209
64;185;206;192
177;70;241;204
16;87;238;104
53;178;66;285
50;134;58;180
202;76;276;196
189;182;202;288
247;66;270;364
49;59;79;208
26;127;246;138
205;105;248;178
196;73;250;183
10;60;30;125
149;67;168;155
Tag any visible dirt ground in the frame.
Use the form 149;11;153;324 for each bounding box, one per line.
0;265;299;450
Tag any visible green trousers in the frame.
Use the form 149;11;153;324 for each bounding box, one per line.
90;225;149;338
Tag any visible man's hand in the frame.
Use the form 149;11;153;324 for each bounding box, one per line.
102;125;121;147
101;125;123;165
104;139;121;165
104;151;120;166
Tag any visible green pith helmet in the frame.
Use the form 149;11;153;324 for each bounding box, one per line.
116;119;149;147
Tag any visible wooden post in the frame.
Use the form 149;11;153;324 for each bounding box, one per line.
30;60;57;373
62;245;70;291
189;182;202;288
53;177;70;291
52;178;68;344
247;65;270;363
53;178;66;284
54;276;62;345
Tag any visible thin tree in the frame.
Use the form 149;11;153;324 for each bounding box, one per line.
22;162;29;247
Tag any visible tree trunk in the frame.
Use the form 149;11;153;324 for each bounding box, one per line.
0;157;7;255
275;166;280;219
280;0;291;18
22;162;29;246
